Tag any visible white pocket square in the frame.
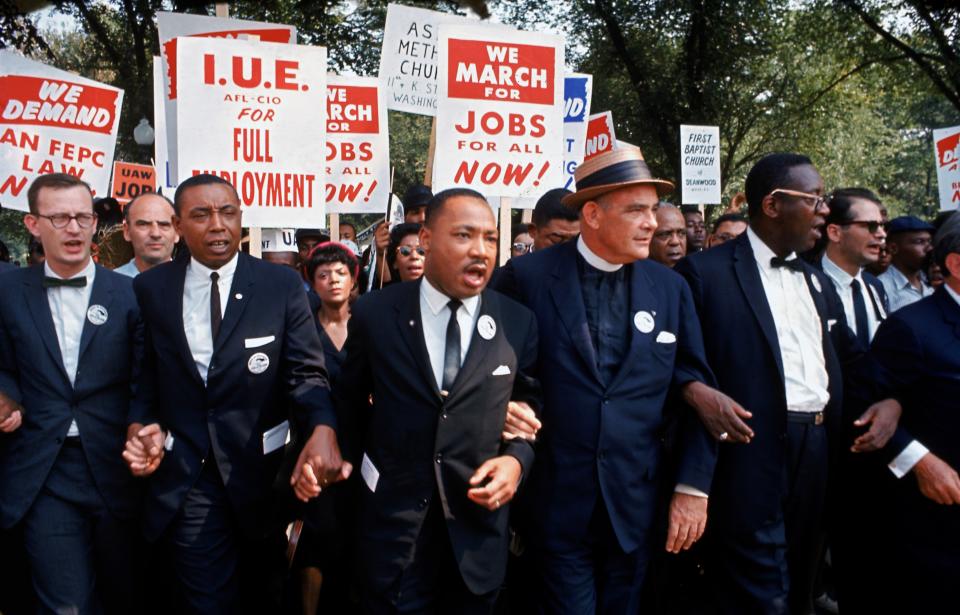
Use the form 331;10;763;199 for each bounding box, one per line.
827;319;837;331
492;365;511;376
656;331;677;344
244;335;275;349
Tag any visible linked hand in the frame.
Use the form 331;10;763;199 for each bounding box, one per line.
665;492;708;553
683;381;753;443
502;401;541;442
291;425;352;502
914;453;960;505
851;398;901;452
467;456;522;511
123;423;165;476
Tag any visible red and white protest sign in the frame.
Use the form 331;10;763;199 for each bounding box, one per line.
175;36;327;227
0;50;123;211
325;76;390;214
157;11;296;180
434;25;564;198
584;111;616;161
112;161;156;204
934;125;960;211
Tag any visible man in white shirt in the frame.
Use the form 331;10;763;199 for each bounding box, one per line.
878;215;936;312
0;173;144;614
114;193;179;277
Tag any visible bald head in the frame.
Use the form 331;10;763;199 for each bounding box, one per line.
122;193;179;271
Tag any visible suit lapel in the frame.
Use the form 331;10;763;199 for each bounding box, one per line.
166;257;204;386
77;266;114;363
447;290;496;400
213;253;254;356
607;262;654;392
935;287;960;339
732;234;785;382
802;269;832;343
396;280;442;399
23;266;70;385
549;244;602;384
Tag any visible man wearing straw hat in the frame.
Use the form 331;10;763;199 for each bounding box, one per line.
496;146;741;613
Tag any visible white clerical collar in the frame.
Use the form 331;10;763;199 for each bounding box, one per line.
577;236;622;272
420;276;480;317
45;257;96;282
747;227;798;273
189;251;239;279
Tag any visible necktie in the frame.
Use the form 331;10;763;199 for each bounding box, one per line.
43;276;86;288
210;271;222;342
770;256;804;272
850;278;870;348
441;299;462;394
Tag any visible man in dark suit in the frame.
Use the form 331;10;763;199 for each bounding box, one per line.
123;174;344;614
0;173;143;614
315;188;539;614
674;154;899;613
853;214;960;612
496;147;737;614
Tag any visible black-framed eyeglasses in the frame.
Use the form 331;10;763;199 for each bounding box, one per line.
769;189;829;213
36;212;98;229
837;220;885;234
397;246;425;257
512;242;533;254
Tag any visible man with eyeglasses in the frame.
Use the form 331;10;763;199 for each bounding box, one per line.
114;193;180;277
0;173;145;613
510;232;534;259
122;174;343;613
674;154;901;614
878;215;936;312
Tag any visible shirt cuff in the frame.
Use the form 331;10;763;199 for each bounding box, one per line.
675;483;709;498
888;440;929;478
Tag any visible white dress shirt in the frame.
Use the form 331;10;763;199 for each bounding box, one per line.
878;265;933;313
821;255;884;342
419;276;480;392
183;253;238;384
45;258;96;437
579;236;707;499
747;228;829;413
886;284;960;478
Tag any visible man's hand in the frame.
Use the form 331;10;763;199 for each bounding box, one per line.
122;423;165;477
0;410;22;433
502;401;541;441
291;425;352;502
374;221;390;251
851;398;902;453
665;492;708;553
467;455;522;511
913;453;960;505
682;381;753;443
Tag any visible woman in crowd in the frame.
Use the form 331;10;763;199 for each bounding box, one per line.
386;222;425;284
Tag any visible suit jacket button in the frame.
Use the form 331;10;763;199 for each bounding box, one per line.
418;498;428;510
441;412;448;420
435;453;442;464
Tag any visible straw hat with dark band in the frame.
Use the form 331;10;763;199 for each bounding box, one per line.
562;146;675;209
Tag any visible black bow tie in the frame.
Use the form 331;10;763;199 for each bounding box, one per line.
43;276;87;288
769;256;804;272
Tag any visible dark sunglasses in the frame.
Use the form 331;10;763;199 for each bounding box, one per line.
837;220;885;234
397;246;425;257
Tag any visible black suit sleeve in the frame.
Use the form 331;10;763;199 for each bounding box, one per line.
670;269;718;494
0;300;22;405
490;258;522;302
280;274;337;432
499;309;539;477
128;279;158;428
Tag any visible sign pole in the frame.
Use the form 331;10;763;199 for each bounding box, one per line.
330;213;340;242
423;117;437;187
521;210;532;224
499;197;512;266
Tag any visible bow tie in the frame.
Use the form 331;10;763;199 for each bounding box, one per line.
769;256;804;272
43;276;87;288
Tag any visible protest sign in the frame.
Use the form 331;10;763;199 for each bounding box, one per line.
379;3;478;116
325;75;391;214
157;11;296;179
112;161;156;204
0;50;123;211
934;125;960;211
260;228;297;252
563;73;592;190
175;36;327;227
584;111;615;161
153;56;174;191
434;25;564;198
680;124;720;204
